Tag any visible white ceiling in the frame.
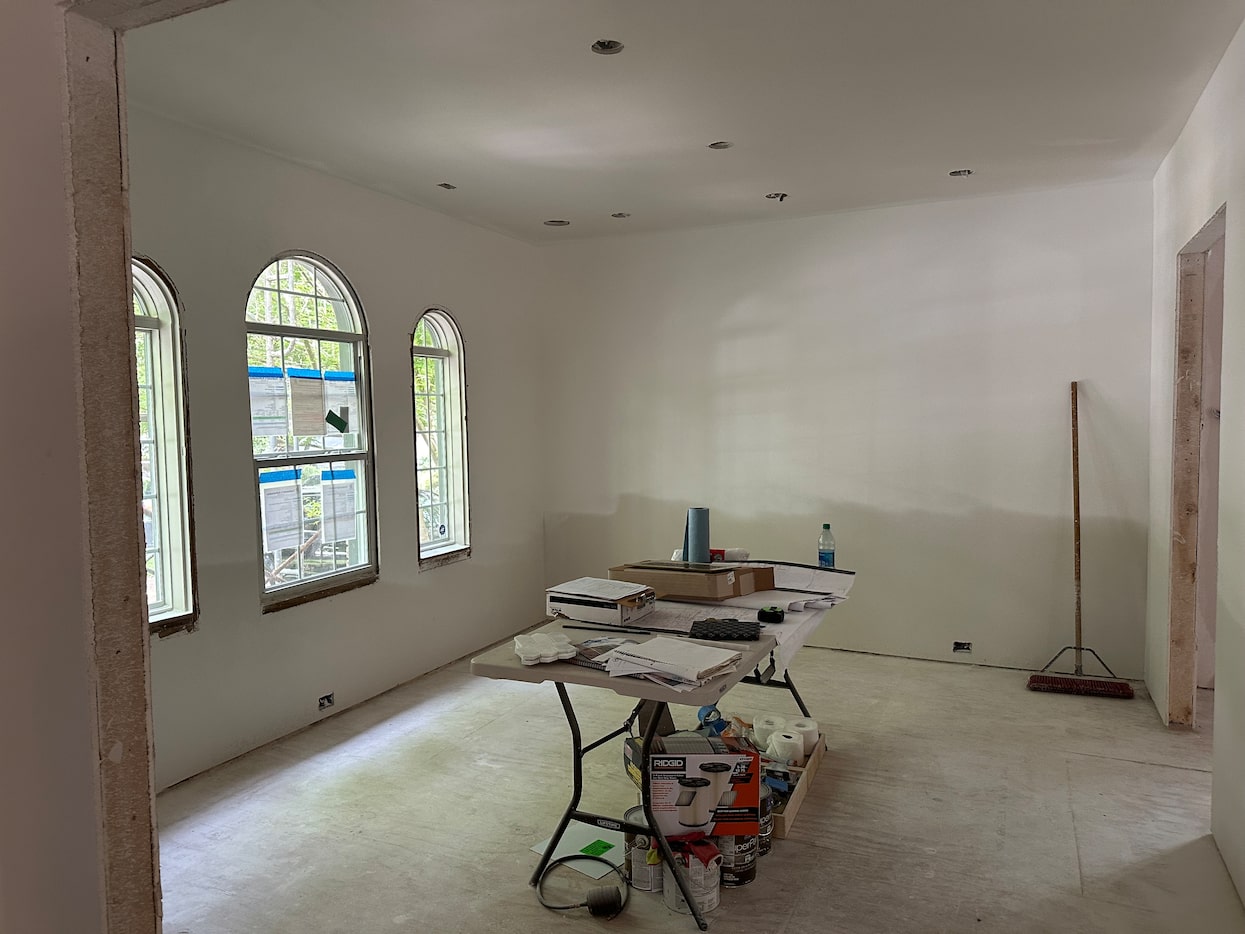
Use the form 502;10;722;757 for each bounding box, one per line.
125;0;1245;242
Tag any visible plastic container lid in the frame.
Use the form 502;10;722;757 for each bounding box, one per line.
822;523;831;529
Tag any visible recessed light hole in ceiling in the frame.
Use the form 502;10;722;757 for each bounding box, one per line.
544;219;571;226
949;169;974;177
591;40;624;55
707;141;733;150
765;192;789;201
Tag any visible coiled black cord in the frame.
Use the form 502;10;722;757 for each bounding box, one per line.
535;854;631;920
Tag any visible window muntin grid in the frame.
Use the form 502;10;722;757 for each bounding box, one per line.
412;310;469;562
246;255;377;603
132;259;195;625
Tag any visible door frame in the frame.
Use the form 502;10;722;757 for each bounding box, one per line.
59;2;234;931
1167;205;1226;726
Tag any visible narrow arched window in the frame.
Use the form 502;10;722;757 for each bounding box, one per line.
132;257;197;629
412;308;470;567
245;254;378;608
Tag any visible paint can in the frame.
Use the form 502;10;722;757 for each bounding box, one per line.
758;783;774;856
713;833;758;886
663;844;721;915
623;805;662;893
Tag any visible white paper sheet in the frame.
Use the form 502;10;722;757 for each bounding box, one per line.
760;564;855;598
529;825;624;879
261;482;301;552
548;577;652;601
321;476;357;542
249;372;288;437
324;372;357;435
600;636;741;682
289;372;325;436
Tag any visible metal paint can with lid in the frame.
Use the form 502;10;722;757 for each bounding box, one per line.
623;805;662;892
663;844;721;915
712;832;758;885
758;783;774;856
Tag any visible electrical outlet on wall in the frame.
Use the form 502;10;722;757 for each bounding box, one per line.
318;692;335;711
953;642;972;654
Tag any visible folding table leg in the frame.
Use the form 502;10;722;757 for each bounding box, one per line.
529;682;582;886
782;670;813;719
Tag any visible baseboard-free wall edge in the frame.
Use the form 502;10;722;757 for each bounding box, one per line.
805;644;1143;682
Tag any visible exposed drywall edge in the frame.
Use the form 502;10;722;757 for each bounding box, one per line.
64;11;160;932
1167;252;1207;727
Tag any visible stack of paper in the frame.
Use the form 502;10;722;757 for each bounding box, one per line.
596;636;742;692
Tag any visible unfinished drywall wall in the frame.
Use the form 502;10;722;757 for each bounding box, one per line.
542;181;1153;677
1152;14;1245;901
127;110;551;789
0;1;107;930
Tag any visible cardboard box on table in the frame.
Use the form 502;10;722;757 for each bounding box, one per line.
623;736;761;838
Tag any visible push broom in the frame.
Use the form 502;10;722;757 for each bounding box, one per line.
1027;381;1134;699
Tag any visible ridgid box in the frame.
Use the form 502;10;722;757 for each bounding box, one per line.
623;737;760;837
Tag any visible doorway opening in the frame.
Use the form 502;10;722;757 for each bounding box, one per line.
1167;205;1226;728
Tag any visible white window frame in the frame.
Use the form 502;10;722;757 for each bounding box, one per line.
132;257;198;631
245;253;379;610
412;308;470;568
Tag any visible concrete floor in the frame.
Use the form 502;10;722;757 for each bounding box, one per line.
158;650;1244;933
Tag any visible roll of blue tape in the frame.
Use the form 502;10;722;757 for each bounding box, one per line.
685;507;711;564
697;705;726;736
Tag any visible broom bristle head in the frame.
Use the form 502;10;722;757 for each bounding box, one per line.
1027;674;1134;699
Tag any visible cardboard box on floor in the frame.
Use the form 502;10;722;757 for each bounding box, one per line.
623;736;761;837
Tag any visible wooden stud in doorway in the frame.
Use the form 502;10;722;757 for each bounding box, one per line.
1167;206;1226;728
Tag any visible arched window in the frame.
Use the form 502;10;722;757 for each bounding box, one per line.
132;257;197;629
412;309;470;566
245;254;378;608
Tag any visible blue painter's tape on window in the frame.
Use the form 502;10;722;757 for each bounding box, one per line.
323;370;356;382
287;368;321;379
259;468;301;484
248;366;282;378
322;469;357;481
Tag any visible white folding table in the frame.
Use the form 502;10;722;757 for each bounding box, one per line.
470;602;831;931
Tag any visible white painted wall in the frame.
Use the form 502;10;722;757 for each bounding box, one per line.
0;1;106;930
542;182;1153;676
1150;15;1245;900
127;111;551;789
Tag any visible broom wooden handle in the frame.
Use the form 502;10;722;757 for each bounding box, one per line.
1071;381;1083;675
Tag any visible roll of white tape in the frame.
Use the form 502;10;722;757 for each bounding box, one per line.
767;730;806;767
753;714;787;746
789;717;820;756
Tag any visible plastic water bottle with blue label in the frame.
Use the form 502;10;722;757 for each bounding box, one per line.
818;523;836;568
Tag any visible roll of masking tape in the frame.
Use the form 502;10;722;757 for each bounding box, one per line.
789;717;820;756
767;731;806;767
753;714;787;746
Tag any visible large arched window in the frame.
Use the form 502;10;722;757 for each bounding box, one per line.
412;308;470;566
245;254;378;608
132;257;197;630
